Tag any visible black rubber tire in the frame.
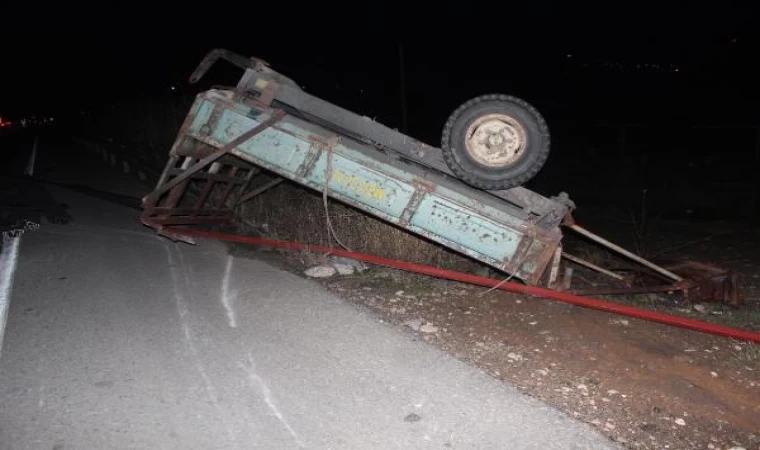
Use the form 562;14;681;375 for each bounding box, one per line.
441;94;550;190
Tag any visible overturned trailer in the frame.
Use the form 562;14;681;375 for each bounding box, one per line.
140;49;742;305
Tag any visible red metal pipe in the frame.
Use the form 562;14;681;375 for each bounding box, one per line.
168;227;760;343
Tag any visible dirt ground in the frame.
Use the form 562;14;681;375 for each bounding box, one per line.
228;216;760;450
314;270;759;450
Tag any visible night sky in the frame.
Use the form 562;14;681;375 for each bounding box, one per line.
1;2;758;145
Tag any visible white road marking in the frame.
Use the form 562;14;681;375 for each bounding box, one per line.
220;255;238;328
25;136;38;176
168;243;304;446
165;244;241;450
240;354;306;448
0;237;21;358
0;135;38;357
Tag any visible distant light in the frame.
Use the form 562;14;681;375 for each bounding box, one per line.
170;86;177;91
566;54;572;58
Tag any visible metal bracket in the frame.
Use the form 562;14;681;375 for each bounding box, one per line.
189;48;269;84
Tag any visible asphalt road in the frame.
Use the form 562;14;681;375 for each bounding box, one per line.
0;134;618;450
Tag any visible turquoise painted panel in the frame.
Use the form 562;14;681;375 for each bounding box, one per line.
206;104;416;217
409;196;521;262
213;110;310;175
438;186;527;232
188;99;215;134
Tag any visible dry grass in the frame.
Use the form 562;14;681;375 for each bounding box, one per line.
234;179;478;272
730;340;760;367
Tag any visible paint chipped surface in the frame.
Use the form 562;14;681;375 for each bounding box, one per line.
331;169;387;201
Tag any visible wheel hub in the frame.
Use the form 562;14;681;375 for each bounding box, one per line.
464;114;527;168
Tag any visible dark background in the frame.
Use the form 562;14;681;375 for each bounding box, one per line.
2;1;759;219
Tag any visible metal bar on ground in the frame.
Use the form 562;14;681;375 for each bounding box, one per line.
571;285;683;296
567;223;684;282
562;251;626;281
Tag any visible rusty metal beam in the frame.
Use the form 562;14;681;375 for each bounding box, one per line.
143;110;285;207
166;168;247;184
237;178;284;204
571;285;682;296
565;220;684;283
149;216;232;226
562;252;627;282
149;207;232;215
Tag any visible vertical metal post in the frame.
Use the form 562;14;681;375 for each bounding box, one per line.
191;162;221;217
548;246;562;289
561;267;574;291
162;156;194;211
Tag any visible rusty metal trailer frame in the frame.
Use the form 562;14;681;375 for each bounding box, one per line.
141;49;742;303
141;49;576;285
187;49;574;229
141;93;563;284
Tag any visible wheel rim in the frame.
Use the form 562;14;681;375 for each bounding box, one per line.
464;114;527;168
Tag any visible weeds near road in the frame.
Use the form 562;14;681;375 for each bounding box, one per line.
731;341;760;368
